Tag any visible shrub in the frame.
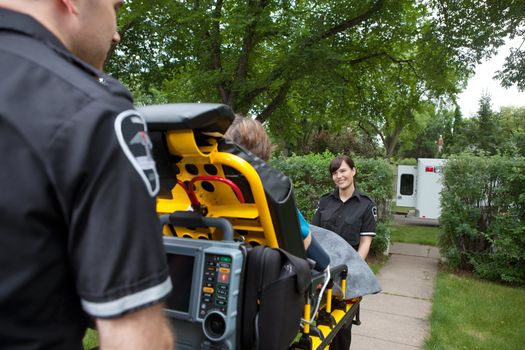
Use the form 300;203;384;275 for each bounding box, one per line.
440;154;525;284
396;158;417;165
271;152;394;255
271;151;335;219
371;222;391;256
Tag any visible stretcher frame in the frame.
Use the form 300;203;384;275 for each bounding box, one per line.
141;103;361;350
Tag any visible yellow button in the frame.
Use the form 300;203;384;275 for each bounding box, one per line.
219;267;230;273
203;287;214;294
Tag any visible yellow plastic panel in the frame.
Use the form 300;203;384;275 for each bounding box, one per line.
155;131;279;248
211;205;259;220
310;307;354;350
211;152;278;248
165;130;217;157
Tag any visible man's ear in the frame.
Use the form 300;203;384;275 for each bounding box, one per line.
58;0;79;15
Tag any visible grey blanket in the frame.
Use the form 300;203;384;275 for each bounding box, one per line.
310;225;381;299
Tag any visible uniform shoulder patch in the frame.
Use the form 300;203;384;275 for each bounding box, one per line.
114;110;159;197
372;206;378;221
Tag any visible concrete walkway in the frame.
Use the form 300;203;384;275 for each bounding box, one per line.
352;243;440;350
393;214;440;227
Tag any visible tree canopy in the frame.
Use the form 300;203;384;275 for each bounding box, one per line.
108;0;525;158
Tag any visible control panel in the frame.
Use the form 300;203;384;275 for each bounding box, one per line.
199;254;232;318
163;236;245;349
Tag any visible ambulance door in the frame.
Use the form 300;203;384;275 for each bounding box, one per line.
415;158;446;219
396;165;417;208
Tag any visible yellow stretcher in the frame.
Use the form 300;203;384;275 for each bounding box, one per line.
140;103;361;350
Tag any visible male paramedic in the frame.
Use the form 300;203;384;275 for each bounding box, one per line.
0;0;173;349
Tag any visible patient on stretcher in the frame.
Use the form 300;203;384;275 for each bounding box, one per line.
224;116;330;271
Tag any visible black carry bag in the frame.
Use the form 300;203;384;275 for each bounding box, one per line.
241;245;311;350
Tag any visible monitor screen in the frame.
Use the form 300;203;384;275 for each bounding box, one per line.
165;253;195;313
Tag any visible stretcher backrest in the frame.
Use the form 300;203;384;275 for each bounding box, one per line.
140;103;306;259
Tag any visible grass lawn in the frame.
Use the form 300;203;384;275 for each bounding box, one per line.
426;272;525;350
83;328;98;349
389;223;441;246
393;205;413;214
367;254;388;274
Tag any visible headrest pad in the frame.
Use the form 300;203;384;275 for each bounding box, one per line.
139;103;235;134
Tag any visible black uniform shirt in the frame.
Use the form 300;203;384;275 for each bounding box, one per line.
0;9;171;350
312;188;377;249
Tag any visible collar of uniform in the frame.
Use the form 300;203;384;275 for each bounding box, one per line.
0;8;69;53
0;8;105;83
330;188;362;202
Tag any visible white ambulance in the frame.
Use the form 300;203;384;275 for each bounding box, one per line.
396;158;446;219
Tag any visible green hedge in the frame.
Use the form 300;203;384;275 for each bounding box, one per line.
440;154;525;284
271;151;394;255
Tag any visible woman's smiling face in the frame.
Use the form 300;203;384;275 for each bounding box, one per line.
332;160;356;191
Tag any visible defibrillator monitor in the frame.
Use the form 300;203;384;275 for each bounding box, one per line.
163;236;245;348
165;252;195;314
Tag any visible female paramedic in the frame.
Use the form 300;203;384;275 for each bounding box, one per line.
224;115;330;271
312;155;377;349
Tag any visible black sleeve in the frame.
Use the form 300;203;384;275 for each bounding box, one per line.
49;101;171;318
360;200;377;237
311;198;324;226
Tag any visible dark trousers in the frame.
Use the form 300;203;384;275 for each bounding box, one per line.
329;321;352;350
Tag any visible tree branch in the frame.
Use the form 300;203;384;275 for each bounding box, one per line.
358;119;384;145
229;0;270;106
345;51;418;77
385;124;404;157
209;0;229;103
236;66;287;109
239;0;386;109
255;82;291;123
319;0;386;40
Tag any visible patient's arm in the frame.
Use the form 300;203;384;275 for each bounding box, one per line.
297;209;330;270
306;234;331;271
303;231;312;249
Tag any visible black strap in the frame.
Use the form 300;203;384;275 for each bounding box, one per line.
241;246;269;349
275;248;311;294
241;246;311;349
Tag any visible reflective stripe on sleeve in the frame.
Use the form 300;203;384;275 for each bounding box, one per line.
81;277;172;318
360;232;376;236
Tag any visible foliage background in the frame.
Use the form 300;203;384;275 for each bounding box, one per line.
108;0;525;158
439;154;525;285
108;0;525;274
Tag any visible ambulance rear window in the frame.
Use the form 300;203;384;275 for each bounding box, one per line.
400;174;414;195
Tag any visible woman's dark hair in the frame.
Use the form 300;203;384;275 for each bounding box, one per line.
329;155;355;174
